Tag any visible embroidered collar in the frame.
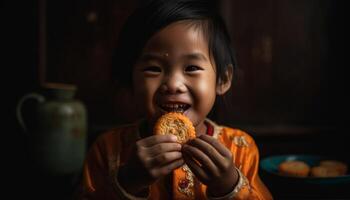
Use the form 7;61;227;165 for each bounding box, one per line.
204;118;223;139
204;120;214;136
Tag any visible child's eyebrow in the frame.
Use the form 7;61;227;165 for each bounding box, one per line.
184;53;208;62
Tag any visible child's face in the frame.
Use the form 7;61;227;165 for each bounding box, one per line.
132;21;217;132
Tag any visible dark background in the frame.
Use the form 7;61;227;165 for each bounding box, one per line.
4;0;348;199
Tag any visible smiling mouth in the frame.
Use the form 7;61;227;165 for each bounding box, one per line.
160;103;190;114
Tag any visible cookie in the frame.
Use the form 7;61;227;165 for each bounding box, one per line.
278;160;310;177
319;160;348;175
154;112;195;144
310;166;343;177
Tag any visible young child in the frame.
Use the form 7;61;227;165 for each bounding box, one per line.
76;0;272;199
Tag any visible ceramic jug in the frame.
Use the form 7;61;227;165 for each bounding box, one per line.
17;83;87;175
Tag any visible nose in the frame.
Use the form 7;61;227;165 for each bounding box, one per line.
160;72;186;94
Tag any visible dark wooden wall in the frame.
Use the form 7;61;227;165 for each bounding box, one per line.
5;0;347;198
42;0;347;133
44;0;137;126
6;0;347;157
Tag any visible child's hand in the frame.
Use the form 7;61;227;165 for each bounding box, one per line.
118;134;184;195
182;134;239;197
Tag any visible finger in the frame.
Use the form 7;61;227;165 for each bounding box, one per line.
187;138;225;169
138;134;178;147
182;144;219;177
150;158;185;178
147;151;183;168
147;142;182;157
183;153;209;183
199;134;232;158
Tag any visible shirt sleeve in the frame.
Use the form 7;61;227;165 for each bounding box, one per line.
217;128;273;200
73;133;118;199
74;131;147;200
206;166;245;200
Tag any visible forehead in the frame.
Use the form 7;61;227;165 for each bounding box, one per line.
142;21;210;56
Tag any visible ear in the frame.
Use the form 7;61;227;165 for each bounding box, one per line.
216;64;233;95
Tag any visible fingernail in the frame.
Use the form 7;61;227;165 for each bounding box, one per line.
170;135;178;141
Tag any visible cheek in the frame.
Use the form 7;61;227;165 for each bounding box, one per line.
193;74;217;107
133;77;159;106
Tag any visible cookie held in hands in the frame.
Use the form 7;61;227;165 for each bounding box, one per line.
154;112;195;144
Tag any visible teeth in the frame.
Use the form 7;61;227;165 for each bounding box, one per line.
160;103;189;113
162;104;185;108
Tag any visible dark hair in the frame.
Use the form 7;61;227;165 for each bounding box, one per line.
112;0;237;87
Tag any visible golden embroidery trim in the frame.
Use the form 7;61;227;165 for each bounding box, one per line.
177;164;194;197
232;136;249;147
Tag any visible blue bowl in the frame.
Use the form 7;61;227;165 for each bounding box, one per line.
260;154;350;198
260;154;350;184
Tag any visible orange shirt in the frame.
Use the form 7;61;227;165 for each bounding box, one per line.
76;119;273;199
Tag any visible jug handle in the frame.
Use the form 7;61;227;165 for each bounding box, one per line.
16;93;46;133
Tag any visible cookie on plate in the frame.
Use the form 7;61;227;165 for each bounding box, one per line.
154;112;195;144
310;165;343;177
278;160;310;177
319;160;348;175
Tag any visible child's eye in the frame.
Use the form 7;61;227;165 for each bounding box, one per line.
143;66;162;73
185;65;203;72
